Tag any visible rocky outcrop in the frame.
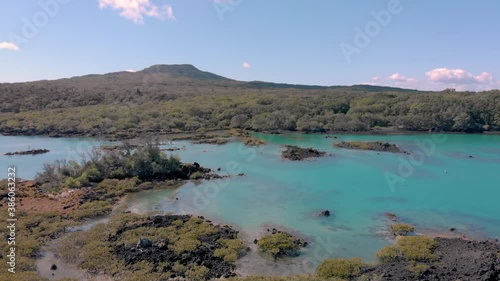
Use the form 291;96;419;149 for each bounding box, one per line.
367;238;500;281
319;210;331;217
5;149;50;156
192;138;230;145
334;141;404;153
112;215;242;280
281;145;327;161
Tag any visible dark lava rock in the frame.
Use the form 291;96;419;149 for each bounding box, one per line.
50;264;57;270
282;145;327;161
5;149;50;156
112;214;241;280
175;162;224;180
319;210;331;217
137;238;153;248
367;237;500;281
63;204;74;210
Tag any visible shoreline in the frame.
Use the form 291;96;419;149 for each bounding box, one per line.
1;128;500;142
0;130;500;144
3;133;500;280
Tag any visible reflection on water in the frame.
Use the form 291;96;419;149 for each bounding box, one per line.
36;217;113;280
36;250;88;281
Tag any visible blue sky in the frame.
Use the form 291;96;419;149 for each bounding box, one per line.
1;0;499;91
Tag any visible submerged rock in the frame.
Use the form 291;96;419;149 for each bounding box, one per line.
384;212;398;221
319;210;331;217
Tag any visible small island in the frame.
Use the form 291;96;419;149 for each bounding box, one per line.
255;230;307;259
192;137;230;145
4;148;50;156
334;141;404;153
242;136;266;146
282;145;327;161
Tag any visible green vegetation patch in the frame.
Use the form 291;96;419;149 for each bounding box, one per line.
0;208;75;280
376;236;438;263
70;200;113;221
35;142;190;191
316;258;367;280
257;232;301;258
390;223;415;236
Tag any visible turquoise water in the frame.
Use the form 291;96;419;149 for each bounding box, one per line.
2;133;500;275
126;133;500;274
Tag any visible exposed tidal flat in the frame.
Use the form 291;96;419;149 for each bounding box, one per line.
1;132;500;278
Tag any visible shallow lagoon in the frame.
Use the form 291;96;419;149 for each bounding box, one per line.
2;133;500;275
128;133;500;274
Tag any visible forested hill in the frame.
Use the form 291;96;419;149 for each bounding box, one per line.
0;64;499;137
0;64;417;113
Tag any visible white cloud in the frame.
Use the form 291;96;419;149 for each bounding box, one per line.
359;82;378;86
0;42;19;51
371;73;417;85
242;62;251;69
125;69;136;72
426;68;495;85
98;0;175;24
388;73;416;83
166;5;174;20
369;68;499;91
